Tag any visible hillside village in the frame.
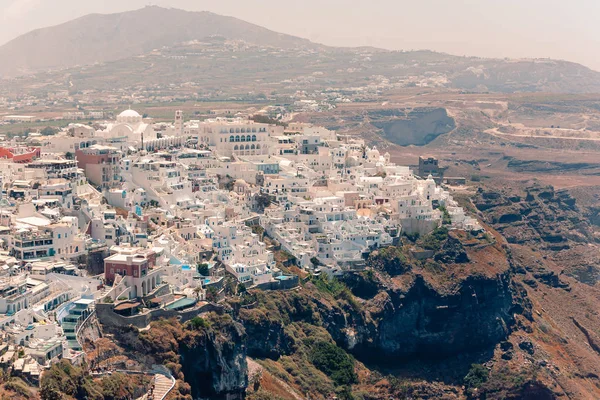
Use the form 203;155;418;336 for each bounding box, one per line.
0;108;483;389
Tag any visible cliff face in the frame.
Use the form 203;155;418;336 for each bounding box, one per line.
239;271;519;364
351;274;515;360
179;323;248;400
111;316;248;400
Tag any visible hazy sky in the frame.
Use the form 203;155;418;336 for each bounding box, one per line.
2;0;599;70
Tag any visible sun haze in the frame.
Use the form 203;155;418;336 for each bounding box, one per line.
1;0;599;70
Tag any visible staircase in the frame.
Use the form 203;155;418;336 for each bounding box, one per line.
150;373;175;400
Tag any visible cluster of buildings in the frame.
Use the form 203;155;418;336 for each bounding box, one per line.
0;108;481;381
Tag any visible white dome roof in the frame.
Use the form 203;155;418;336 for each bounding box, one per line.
119;109;141;118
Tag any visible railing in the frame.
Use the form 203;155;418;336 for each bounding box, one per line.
74;308;96;348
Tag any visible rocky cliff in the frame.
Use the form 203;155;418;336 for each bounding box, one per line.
237;232;522;367
179;320;248;399
353;274;515;360
108;315;248;399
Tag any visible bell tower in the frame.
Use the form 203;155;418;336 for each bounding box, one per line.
175;110;183;136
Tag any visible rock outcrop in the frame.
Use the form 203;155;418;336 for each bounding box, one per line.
179;322;248;400
238;271;518;364
112;316;248;400
349;273;515;360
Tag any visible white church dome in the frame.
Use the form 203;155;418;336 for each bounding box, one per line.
117;109;143;124
119;109;141;118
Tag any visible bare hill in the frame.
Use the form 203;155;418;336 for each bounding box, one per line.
0;6;316;77
2;6;600;94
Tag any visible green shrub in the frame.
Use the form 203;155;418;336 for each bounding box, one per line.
309;341;357;386
188;316;209;329
464;363;489;390
439;205;452;225
421;226;449;251
5;378;34;398
403;232;420;242
370;246;409;276
197;263;210;276
312;274;347;297
101;372;138;400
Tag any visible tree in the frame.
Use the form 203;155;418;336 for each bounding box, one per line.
40;126;59;136
237;283;247;295
197;263;210;276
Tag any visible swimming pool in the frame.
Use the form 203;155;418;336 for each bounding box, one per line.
165;297;197;310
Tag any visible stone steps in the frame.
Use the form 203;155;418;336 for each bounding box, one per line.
150;374;173;400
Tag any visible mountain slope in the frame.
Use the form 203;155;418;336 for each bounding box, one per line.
0;6;316;77
2;6;600;94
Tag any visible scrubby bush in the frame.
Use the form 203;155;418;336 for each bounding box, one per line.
421;226;449;251
5;378;34;398
370;246;409;276
309;341;357;386
188;316;209;330
464;363;489;391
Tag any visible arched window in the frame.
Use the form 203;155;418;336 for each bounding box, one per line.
252;135;257;142
241;128;246;133
246;135;251;142
251;144;256;150
245;144;250;150
230;128;234;133
230;135;234;142
256;144;261;150
234;145;239;151
252;128;256;133
241;135;246;142
236;128;240;133
235;135;240;142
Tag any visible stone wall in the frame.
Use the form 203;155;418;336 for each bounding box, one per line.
254;276;299;291
96;302;224;329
